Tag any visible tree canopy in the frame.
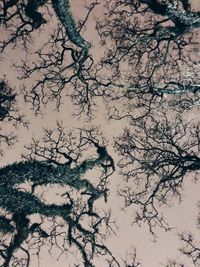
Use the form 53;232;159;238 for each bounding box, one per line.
0;0;200;266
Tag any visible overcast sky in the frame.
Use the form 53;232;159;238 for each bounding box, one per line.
1;1;200;266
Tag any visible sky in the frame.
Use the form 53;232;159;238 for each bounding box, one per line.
1;0;200;266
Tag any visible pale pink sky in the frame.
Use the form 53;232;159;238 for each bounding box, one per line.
1;1;200;266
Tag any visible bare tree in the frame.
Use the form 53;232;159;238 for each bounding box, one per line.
0;0;90;53
1;0;200;266
164;260;185;267
166;204;200;267
107;248;141;267
97;0;200;120
1;0;106;116
115;112;200;236
163;216;200;266
0;123;120;267
17;18;104;116
2;1;199;117
178;232;200;266
0;78;25;155
0;0;48;51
